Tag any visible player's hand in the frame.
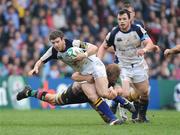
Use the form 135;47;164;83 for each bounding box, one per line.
86;75;94;83
108;87;117;99
164;49;172;58
74;53;87;61
137;48;146;56
114;86;124;95
28;67;39;76
153;45;160;53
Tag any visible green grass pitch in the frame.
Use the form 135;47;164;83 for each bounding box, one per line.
0;109;180;135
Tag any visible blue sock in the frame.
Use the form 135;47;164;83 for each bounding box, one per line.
111;100;118;108
94;98;117;122
113;96;127;105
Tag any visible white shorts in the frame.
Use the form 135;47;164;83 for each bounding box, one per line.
120;61;149;83
81;56;107;79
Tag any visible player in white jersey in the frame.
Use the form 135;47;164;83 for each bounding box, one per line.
97;9;160;122
109;4;146;121
28;30;135;125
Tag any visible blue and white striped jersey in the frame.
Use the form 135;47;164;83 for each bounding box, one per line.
106;24;150;67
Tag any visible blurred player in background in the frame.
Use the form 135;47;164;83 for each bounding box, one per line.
164;45;180;58
97;9;160;123
164;45;180;111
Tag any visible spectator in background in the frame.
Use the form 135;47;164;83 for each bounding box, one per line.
32;0;48;18
0;0;179;81
4;5;19;29
48;64;60;79
0;54;10;77
53;9;67;30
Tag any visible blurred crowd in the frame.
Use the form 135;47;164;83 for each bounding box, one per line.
0;0;180;80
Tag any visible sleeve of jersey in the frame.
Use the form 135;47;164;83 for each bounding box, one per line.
72;39;88;50
136;26;150;41
40;47;58;63
105;32;113;47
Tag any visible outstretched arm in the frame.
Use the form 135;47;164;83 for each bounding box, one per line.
97;40;110;60
71;72;94;83
137;38;160;56
28;47;55;76
28;59;44;76
164;45;180;58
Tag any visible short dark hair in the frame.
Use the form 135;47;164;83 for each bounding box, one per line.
118;9;131;19
124;3;135;12
49;30;64;40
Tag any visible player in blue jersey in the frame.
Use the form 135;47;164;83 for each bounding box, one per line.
97;9;159;123
23;30;136;125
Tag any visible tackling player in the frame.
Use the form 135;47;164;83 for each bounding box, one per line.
17;64;134;124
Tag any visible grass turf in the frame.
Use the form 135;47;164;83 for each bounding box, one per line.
0;109;180;135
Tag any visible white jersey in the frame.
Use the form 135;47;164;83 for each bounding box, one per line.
106;24;150;67
40;39;106;78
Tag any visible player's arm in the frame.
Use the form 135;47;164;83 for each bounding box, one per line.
28;47;57;76
97;40;111;60
107;46;115;53
84;42;98;57
136;26;160;56
71;72;94;83
73;40;98;61
164;45;180;58
142;39;160;53
28;59;44;76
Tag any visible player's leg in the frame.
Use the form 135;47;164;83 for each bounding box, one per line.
114;67;136;120
55;83;90;105
16;83;122;124
93;62;135;112
127;86;140;121
80;82;124;125
131;62;150;123
56;82;115;124
16;86;50;102
16;82;88;105
95;77;135;113
133;79;150;122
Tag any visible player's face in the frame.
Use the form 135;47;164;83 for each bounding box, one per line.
117;14;131;31
50;37;65;51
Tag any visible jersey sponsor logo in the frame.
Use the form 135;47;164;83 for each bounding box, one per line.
116;38;122;42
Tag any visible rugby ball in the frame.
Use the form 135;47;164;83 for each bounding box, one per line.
67;47;84;59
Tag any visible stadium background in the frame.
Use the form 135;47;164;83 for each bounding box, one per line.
0;0;180;110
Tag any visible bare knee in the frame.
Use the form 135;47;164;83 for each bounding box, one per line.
96;89;107;98
128;89;139;102
87;94;99;102
138;88;149;100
